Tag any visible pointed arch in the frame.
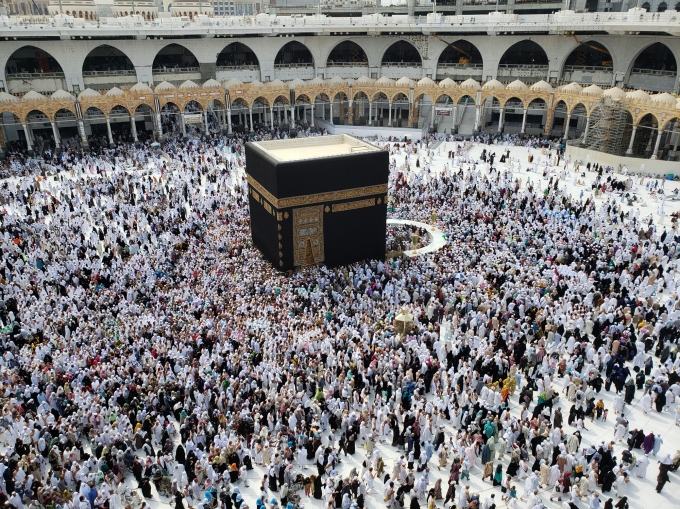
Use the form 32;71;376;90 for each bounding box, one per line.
25;109;51;124
5;45;64;77
381;40;422;66
499;40;549;67
436;40;483;67
153;44;199;71
326;41;369;67
563;40;613;70
184;100;204;113
629;42;677;75
83;45;135;75
502;96;526;110
109;105;131;118
217;42;260;69
275;41;314;67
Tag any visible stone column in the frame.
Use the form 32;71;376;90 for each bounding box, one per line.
0;122;6;157
521;109;527;134
543;100;555;136
651;128;663;159
474;106;481;132
451;105;458;133
388;102;392;126
78;120;88;149
498;108;505;133
180;113;187;136
51;121;61;149
563;114;571;140
368;101;373;126
626;126;637;155
249;108;254;133
106;118;114;147
22;123;34;155
583;116;590;144
322;102;326;121
130;116;138;142
156;112;164;141
269;106;274;128
203;111;209;133
310;104;315;127
227;105;232;134
290;106;295;128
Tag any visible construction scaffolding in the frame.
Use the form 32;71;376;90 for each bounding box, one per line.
570;98;630;156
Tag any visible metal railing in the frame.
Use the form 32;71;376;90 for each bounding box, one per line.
326;62;369;67
382;62;423;67
438;63;483;69
498;64;548;70
631;68;677;76
216;64;259;71
462;0;508;4
6;71;65;79
563;65;613;73
83;69;137;77
274;63;313;68
153;67;200;73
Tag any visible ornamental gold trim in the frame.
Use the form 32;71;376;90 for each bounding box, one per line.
292;205;324;267
247;175;388;209
332;198;376;212
249;179;278;207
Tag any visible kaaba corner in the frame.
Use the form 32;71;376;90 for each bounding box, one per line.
245;135;389;272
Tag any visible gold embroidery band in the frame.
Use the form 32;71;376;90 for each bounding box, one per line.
248;176;278;206
247;175;388;209
332;198;376;212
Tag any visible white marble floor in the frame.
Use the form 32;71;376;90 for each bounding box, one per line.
54;139;680;509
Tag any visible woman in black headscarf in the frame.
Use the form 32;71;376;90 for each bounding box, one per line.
601;469;616;493
175;444;186;466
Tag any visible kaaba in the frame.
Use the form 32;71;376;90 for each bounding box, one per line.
245;135;389;271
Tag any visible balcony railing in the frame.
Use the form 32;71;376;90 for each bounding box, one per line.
83;69;137;77
6;71;65;79
514;0;561;4
631;68;677;76
216;64;259;71
438;63;483;69
153;67;200;73
326;62;369;67
462;0;508;5
563;65;613;73
382;62;423;67
274;63;314;69
498;64;547;70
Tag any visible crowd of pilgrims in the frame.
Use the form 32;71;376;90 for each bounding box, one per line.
0;127;678;509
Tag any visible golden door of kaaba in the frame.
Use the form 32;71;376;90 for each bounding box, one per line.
293;205;325;267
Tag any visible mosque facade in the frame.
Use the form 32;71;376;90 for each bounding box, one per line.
1;8;680;159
